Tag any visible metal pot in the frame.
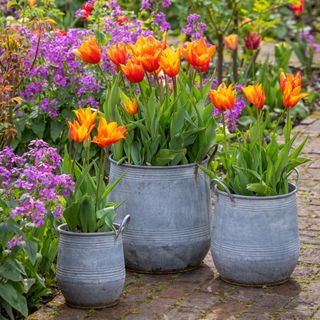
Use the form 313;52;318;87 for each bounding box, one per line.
56;215;130;308
211;176;300;286
108;157;211;274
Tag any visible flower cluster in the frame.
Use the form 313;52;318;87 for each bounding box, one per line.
182;14;207;40
68;107;126;147
299;30;320;57
0;140;74;227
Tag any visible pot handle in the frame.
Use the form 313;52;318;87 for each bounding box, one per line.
289;168;300;188
211;178;234;202
115;214;131;240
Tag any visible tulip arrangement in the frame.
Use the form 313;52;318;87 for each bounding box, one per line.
201;71;309;196
100;34;217;166
63;107;126;232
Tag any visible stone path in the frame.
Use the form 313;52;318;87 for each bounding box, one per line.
29;110;320;320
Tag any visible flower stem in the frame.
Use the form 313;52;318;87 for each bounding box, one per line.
172;76;177;98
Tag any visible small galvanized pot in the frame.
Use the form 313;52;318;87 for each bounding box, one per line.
108;157;211;274
211;176;300;287
56;215;130;308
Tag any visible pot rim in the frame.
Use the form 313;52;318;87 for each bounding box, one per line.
215;182;298;201
109;155;209;169
57;223;119;236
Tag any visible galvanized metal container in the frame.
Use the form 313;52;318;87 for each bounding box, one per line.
211;181;300;286
108;158;211;273
56;216;130;308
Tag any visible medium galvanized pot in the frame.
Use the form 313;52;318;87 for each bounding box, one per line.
56;215;130;308
108;157;211;274
211;178;300;287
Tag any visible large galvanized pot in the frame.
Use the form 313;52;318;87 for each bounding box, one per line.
211;179;300;286
108;157;211;274
56;215;130;308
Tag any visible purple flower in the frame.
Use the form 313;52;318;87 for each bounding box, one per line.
212;97;246;132
141;0;152;10
182;14;207;40
154;12;171;32
0;166;11;186
162;0;171;8
7;235;23;250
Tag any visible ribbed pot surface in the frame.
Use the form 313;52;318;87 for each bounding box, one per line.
211;183;300;286
108;158;212;273
57;224;125;308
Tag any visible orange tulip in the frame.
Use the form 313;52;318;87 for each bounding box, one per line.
68;120;94;143
106;43;127;68
122;98;138;115
182;38;216;72
92;117;126;148
120;58;145;83
74;107;98;127
242;84;266;110
280;72;307;109
224;34;238;51
159;47;181;78
209;83;236;111
28;0;36;7
280;71;301;92
72;38;101;64
128;33;167;73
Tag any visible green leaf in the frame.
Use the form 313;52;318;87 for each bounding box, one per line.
0;258;23;282
63;201;79;232
50;119;64;142
247;183;277;196
152;149;186;166
0;283;28;318
23;240;38;266
31;119;45;138
78;195;96;233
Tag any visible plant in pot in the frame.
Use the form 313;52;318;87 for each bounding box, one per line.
200;72;309;286
72;35;218;273
57;107;130;308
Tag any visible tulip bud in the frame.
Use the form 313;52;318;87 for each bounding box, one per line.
244;32;261;50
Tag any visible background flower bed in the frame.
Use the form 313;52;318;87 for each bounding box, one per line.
0;0;319;318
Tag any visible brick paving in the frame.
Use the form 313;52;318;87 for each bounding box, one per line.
29;110;320;320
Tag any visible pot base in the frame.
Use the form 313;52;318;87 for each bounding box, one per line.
127;264;202;275
66;299;119;310
220;276;289;288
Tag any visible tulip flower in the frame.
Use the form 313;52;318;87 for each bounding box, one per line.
209;83;236;111
122;98;138;115
72;38;101;64
128;33;167;73
81;3;93;21
291;0;304;16
159;47;181;78
280;72;307;109
224;34;238;51
116;15;130;25
74;107;98;127
68;119;94;143
244;32;261;50
242;84;266;110
92;117;126;148
28;0;36;7
182;38;216;72
280;71;301;92
120;58;145;83
106;43;127;68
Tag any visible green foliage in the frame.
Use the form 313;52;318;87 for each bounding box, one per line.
201;112;309;196
0;215;59;319
61;147;123;233
105;72;216;166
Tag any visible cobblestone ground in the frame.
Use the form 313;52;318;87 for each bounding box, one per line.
29;110;320;320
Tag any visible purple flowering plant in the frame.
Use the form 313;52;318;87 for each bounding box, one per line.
0;139;74;318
